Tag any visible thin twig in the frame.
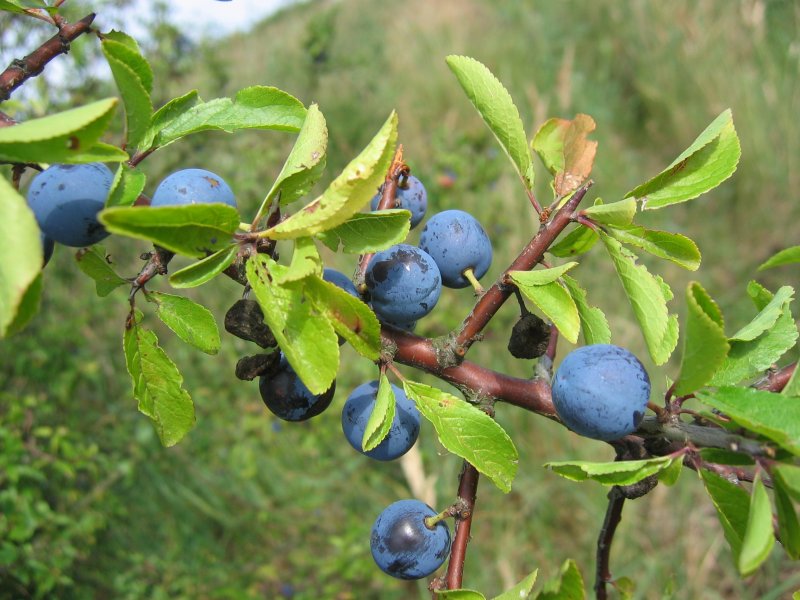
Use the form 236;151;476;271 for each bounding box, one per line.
445;462;480;589
595;487;625;600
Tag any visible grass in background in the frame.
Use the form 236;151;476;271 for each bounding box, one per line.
2;0;800;598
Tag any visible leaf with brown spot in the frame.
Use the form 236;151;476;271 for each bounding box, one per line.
554;114;597;197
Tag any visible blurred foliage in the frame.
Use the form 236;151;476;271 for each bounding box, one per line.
2;0;800;598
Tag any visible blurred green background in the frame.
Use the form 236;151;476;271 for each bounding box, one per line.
2;0;799;598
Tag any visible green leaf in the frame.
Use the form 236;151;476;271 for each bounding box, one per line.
536;559;585;600
0;0;53;14
272;237;322;284
123;309;195;446
403;381;519;493
582;198;636;226
509;274;580;344
5;272;42;337
107;163;146;208
492;568;538;600
600;232;678;365
317;210;411;254
532;115;597;198
657;457;683;486
674;282;729;395
696;387;800;455
0;98;125;164
773;465;800;502
0;177;42;338
65;141;129;163
142;90;199;150
625;109;741;209
102;38;153;149
361;373;396;452
169;244;238;289
548;225;598;258
74;245;129;297
784;364;800;397
532;118;569;175
700;469;750;563
510;263;578;285
730;286;793;342
303;274;381;359
607;225;700;271
773;474;800;560
758;245;800;271
246;255;338;395
446;55;535;191
562;275;611;345
437;591;485;600
99;204;240;258
266;112;398;238
258;103;328;218
698;448;755;466
738;473;775;576
146;292;220;355
151;86;306;149
544;456;674;486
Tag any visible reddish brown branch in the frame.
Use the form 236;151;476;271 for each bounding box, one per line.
0;112;16;127
757;362;796;393
445;462;480;589
0;13;97;102
595;487;625;600
454;181;593;355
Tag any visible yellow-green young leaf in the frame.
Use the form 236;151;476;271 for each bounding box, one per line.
492;568;538;600
169;244;238;288
607;225;701;271
246;255;338;395
146;292;220;355
582;198;636;226
151;86;306;149
317;210;411;254
0;0;54;14
601;232;678;365
0;177;42;338
142;90;199;150
510;263;578;285
730;286;793;341
536;559;585;600
102;39;153;149
101;34;153;91
446;55;534;191
266;112;398;238
612;577;636;600
674;282;729;395
272;237;322;284
532;117;569;175
700;469;750;564
625;109;741;209
258;103;328;219
773;474;800;559
437;591;485;600
548;225;598;258
773;465;800;502
304;274;381;359
696;387;800;455
738;473;775;576
123;309;195;446
5;272;42;337
107;163;146;208
544;456;674;486
657;456;683;486
758;245;800;271
100;204;240;258
362;373;396;454
562;275;611;345
511;279;580;344
0;98;125;164
75;245;129;297
532;115;597;198
66;142;129;163
403;381;518;493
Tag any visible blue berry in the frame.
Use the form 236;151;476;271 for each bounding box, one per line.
419;209;492;288
41;232;55;267
551;344;651;441
365;244;441;323
259;355;335;421
341;380;420;461
26;163;113;247
370;175;427;228
323;268;359;297
370;499;451;580
152;168;236;208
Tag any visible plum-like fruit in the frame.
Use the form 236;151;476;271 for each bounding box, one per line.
370;175;427;228
27;163;113;247
365;244;441;323
151;168;236;208
323;267;359;297
259;355;335;421
419;209;492;288
341;380;420;461
41;232;55;267
551;344;650;441
370;499;451;580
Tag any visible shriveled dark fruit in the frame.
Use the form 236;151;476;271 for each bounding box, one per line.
259;355;336;421
224;299;276;348
507;313;550;359
235;353;279;381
